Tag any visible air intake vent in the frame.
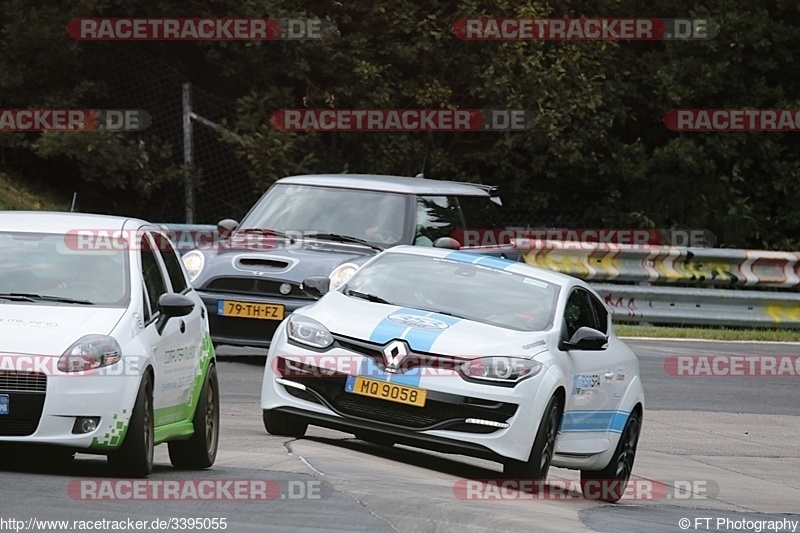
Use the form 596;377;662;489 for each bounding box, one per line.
237;258;290;270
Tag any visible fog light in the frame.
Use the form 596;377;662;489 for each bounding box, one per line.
465;418;510;429
279;283;292;295
72;416;100;434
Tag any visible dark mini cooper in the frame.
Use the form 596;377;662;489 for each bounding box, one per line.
181;174;514;349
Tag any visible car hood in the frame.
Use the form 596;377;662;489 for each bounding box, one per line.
302;291;551;359
0;304;126;356
194;239;378;286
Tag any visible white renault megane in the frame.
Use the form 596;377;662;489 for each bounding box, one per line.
0;212;218;477
261;245;644;501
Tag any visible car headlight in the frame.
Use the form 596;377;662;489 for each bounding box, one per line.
182;250;205;282
286;314;334;349
329;263;358;290
460;357;542;384
58;334;122;373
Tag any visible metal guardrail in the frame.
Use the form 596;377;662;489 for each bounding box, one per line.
515;240;800;288
517;241;800;328
592;284;800;329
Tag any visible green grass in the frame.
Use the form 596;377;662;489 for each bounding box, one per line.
0;172;65;211
615;324;800;342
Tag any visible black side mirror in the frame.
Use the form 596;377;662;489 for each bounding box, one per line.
217;219;239;236
433;237;461;250
560;327;608;351
155;293;195;335
301;276;330;298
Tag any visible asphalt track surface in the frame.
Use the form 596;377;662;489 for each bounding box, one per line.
0;339;798;532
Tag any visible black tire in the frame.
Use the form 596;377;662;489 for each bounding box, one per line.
356;431;396;447
580;410;641;503
263;409;307;437
503;394;563;482
108;374;154;478
168;364;220;469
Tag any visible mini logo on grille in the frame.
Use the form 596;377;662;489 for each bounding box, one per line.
387;314;449;330
383;340;409;373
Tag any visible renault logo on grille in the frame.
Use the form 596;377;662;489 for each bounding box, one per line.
382;340;409;373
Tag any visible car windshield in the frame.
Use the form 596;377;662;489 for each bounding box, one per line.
415;195;508;246
0;232;130;306
241;184;409;246
344;252;560;332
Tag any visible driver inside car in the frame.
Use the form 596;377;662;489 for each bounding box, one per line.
51;255;121;302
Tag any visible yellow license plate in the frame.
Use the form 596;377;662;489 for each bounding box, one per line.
346;376;427;407
218;300;285;320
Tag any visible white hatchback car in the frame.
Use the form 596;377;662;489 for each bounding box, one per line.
262;246;644;501
0;212;218;477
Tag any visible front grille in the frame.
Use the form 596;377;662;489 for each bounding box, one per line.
0;371;47;392
333;336;465;374
0;419;40;437
283;374;517;433
203;277;305;298
208;313;282;345
0;388;46;437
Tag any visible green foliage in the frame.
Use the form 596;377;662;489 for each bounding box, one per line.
1;0;800;248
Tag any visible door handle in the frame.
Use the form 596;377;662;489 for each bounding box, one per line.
180;320;186;333
604;371;615;380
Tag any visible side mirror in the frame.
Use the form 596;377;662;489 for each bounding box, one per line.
433;237;460;250
155;293;195;335
301;276;330;298
217;219;239;236
560;327;608;351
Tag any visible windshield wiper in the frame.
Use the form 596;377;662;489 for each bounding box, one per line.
237;228;287;238
346;290;393;305
0;292;94;305
311;233;384;251
417;308;468;321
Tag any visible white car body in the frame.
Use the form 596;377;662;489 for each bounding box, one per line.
261;246;644;473
0;212;214;459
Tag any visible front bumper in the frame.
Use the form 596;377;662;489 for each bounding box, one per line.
0;362;141;452
198;290;313;349
272;406;502;461
261;327;555;463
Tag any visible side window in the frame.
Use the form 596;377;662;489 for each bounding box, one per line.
589;295;609;334
563;289;599;339
151;232;188;293
141;234;169;315
415;196;464;243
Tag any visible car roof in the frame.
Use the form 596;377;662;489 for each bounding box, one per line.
276;174;491;196
0;211;151;233
383;245;581;286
